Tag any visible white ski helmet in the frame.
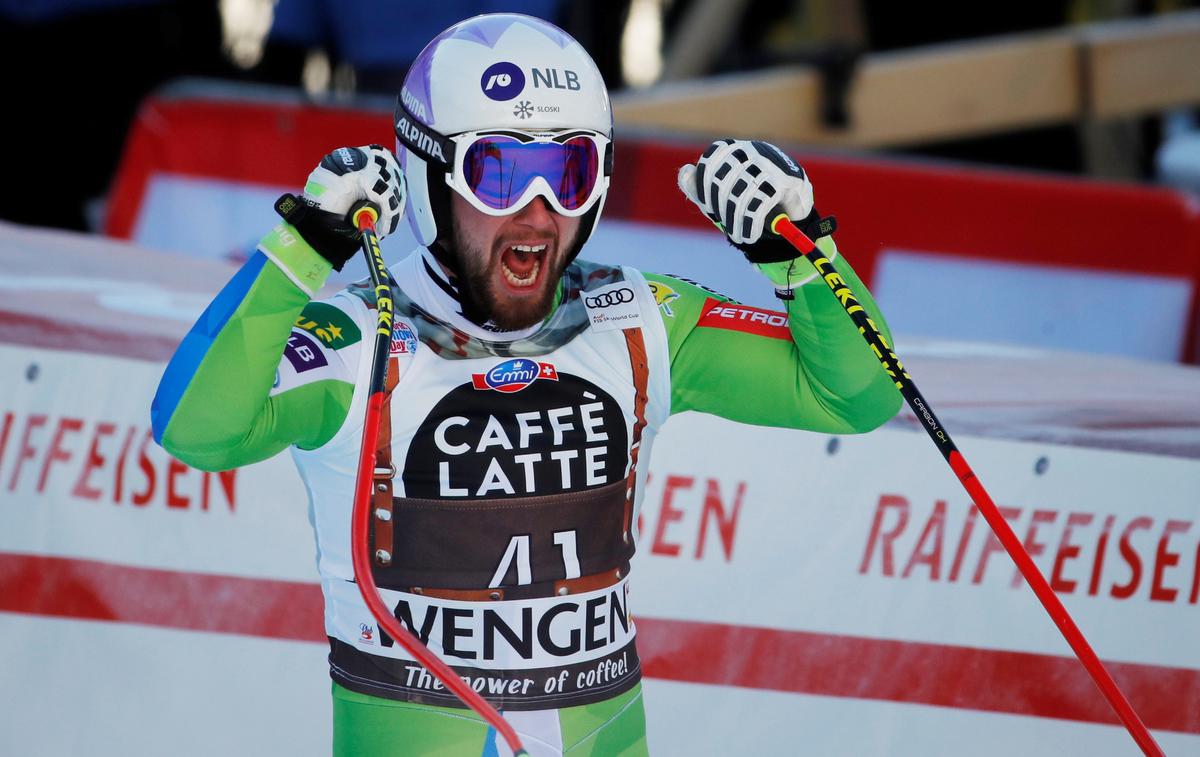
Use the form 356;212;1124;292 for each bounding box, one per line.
394;13;614;272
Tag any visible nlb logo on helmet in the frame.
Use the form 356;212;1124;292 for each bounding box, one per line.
395;14;613;252
481;61;525;101
531;68;581;91
472;359;560;393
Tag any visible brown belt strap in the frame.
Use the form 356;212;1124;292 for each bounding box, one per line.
372;355;399;566
622;326;649;544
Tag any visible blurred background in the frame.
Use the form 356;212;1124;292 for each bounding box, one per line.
5;1;1200;221
3;3;1200;756
3;0;1200;361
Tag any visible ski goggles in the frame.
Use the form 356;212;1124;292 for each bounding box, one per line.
446;129;612;217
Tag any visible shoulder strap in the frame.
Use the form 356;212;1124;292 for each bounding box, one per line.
621;326;649;544
363;275;401;567
372;356;400;566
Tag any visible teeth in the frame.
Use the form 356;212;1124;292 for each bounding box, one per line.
511;244;547;253
502;258;540;287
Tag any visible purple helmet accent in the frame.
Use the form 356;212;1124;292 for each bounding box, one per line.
401;14;576;129
399;42;437;127
445;13;573;50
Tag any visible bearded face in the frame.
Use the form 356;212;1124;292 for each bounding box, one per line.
447;193;582;331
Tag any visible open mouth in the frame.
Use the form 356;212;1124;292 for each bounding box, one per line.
500;243;547;289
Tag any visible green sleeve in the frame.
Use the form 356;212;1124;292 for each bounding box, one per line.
151;224;360;472
645;235;902;434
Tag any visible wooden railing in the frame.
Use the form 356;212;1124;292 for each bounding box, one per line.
612;11;1200;148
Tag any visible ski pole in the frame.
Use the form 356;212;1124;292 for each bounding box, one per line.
770;214;1164;757
347;204;529;756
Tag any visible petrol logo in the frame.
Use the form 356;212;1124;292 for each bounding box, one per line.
472;359;559;393
481;62;525;101
696;297;791;340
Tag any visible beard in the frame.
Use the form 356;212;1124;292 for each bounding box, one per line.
448;215;578;332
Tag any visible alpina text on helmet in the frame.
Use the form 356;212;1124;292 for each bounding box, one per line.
396;115;447;163
401;87;428;122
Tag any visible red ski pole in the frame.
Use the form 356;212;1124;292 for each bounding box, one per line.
347;205;529;756
771;214;1164;757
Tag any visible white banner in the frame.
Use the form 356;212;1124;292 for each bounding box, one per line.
1;343;1197;756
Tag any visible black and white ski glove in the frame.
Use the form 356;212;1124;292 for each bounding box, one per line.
274;145;406;271
678;139;833;264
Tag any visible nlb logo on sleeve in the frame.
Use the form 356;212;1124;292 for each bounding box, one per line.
283;332;328;373
583;282;643;333
472;358;559;393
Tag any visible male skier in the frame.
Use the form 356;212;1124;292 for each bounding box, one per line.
152;12;901;756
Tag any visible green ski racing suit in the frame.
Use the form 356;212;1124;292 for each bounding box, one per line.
151;220;901;756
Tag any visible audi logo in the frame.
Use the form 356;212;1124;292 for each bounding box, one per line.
585;288;635;308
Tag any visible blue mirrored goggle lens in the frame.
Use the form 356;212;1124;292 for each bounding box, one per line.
462;135;600;211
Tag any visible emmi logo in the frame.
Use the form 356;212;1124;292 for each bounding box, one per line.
532;68;580;91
